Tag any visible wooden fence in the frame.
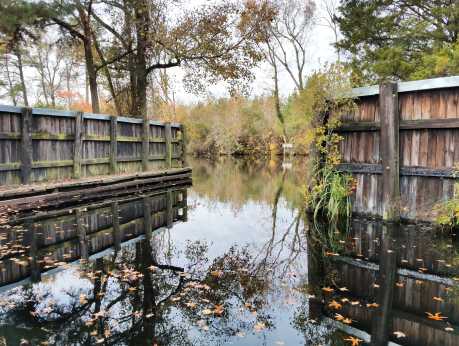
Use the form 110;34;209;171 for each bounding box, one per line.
336;76;459;221
0;105;187;185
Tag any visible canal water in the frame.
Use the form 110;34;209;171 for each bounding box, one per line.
0;157;458;345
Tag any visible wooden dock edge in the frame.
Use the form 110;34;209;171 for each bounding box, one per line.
0;167;192;212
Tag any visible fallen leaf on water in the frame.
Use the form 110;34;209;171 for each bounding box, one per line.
395;282;404;288
341;298;350;303
185;302;197;309
445;327;454;332
426;312;447;321
254;322;266;332
350;301;360;305
214;304;224;315
202;309;213;315
210;270;223;278
366;302;379;308
334;313;344;321
322;286;334;293
393;331;406;338
328;300;342;310
433;296;444;302
339;287;349;292
343;336;363;346
342;318;353;324
373;283;380;288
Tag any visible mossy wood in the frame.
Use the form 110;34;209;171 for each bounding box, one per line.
335;76;459;222
0;105;186;185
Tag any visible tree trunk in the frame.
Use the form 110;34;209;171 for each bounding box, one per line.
15;47;29;107
123;0;137;115
77;5;100;113
134;0;149;119
93;32;122;115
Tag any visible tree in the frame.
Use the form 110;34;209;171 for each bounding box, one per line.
0;0;49;106
265;0;316;92
48;0;101;113
336;0;459;84
90;0;274;118
257;0;316;142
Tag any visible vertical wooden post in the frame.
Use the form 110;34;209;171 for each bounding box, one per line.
142;117;150;171
111;201;121;251
166;189;173;228
164;123;172;169
27;221;41;283
370;223;398;345
379;82;400;221
180;124;187;167
110;115;118;174
20;107;33;184
73;111;83;179
181;189;188;222
143;197;152;238
76;209;88;260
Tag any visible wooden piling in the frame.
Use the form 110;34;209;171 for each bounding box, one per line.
379;82;400;221
20;107;33;184
73;111;83;179
111;201;121;251
143;197;152;238
142;117;150;171
180;124;187;166
165;123;172;169
76;209;88;260
110;115;118;174
166;190;173;228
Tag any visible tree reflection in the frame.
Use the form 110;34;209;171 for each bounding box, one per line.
0;224;309;345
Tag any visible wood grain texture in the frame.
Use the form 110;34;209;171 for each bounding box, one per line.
0;107;186;185
380;82;400;221
20;108;33;184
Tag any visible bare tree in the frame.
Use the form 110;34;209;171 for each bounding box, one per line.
268;0;316;91
29;40;65;107
320;0;341;62
259;0;316;142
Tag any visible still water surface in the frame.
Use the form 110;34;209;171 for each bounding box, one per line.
0;158;458;345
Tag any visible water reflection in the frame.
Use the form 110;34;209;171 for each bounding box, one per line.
0;157;458;345
310;217;459;346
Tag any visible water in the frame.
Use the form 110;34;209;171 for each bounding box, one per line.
0;157;458;345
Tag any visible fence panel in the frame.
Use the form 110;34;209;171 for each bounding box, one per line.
336;76;459;221
0;105;186;186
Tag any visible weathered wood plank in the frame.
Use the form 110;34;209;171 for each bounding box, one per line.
20;107;33;184
165;123;172;169
336;118;459;132
337;163;458;178
73;111;83;179
380;82;400;221
142;118;150;171
110;115;118;174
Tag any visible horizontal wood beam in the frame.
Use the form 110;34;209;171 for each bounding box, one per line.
351;76;459;98
336;163;458;178
336;118;459;132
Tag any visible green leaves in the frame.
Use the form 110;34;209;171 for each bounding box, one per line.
336;0;459;84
